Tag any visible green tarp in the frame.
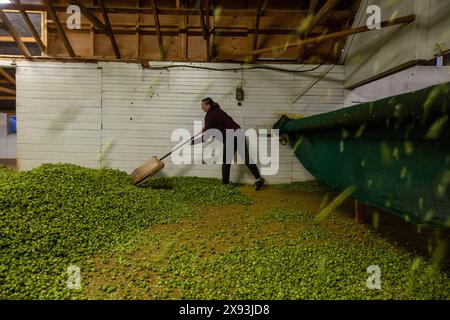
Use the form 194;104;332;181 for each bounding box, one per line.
274;82;450;227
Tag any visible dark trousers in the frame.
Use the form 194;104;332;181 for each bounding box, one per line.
222;136;261;184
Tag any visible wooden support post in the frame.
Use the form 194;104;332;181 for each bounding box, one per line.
0;9;31;57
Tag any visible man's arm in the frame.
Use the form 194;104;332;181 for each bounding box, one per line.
191;127;206;145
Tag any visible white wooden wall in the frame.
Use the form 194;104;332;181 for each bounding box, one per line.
16;62;102;170
344;66;450;107
16;61;344;184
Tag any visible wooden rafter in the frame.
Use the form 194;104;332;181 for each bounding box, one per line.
205;0;212;62
0;9;31;57
251;0;263;63
44;22;329;37
0;86;16;95
176;0;187;60
11;0;46;53
309;0;341;30
136;0;141;59
297;0;318;62
89;0;95;56
151;0;165;60
297;0;340;62
196;0;208;40
210;0;216;61
196;0;209;61
235;14;416;58
0;96;15;101
0;67;16;85
44;0;75;57
99;0;121;59
69;0;121;58
0;1;361;63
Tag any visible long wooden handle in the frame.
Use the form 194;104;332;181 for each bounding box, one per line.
159;132;203;161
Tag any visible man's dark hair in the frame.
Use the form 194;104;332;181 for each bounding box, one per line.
201;97;214;107
202;97;220;109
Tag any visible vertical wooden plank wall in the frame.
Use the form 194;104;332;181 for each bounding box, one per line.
16;61;102;170
16;61;344;183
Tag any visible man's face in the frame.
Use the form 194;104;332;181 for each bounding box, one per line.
201;102;210;113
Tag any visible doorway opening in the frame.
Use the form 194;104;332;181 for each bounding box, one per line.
0;66;16;170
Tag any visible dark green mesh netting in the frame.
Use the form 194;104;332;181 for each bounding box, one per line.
274;82;450;227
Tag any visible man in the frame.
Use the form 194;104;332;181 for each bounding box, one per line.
193;97;265;190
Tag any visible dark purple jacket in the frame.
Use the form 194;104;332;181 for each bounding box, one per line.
204;103;241;135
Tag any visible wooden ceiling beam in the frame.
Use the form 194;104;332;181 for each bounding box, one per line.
235;14;416;58
297;0;341;62
0;3;353;19
0;86;16;95
46;25;330;38
0;96;15;101
0;67;15;85
251;0;263;63
297;0;318;62
44;0;75;57
309;0;341;30
151;0;165;60
196;0;208;40
45;24;328;37
0;9;31;57
11;0;46;53
205;0;212;61
99;0;120;59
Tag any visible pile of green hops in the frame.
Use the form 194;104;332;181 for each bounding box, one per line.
0;164;250;299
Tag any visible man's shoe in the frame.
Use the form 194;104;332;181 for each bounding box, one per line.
254;177;265;191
